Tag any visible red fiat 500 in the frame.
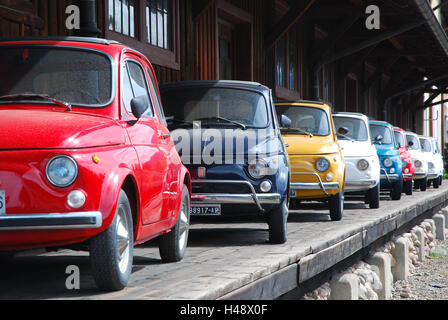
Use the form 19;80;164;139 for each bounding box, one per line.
393;127;415;195
0;37;191;291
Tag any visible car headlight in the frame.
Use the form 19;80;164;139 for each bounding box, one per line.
46;155;78;187
428;162;434;169
402;160;408;168
357;159;370;171
383;158;393;168
316;158;330;172
248;159;269;179
414;160;422;168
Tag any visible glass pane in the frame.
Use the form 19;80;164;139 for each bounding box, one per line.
114;0;122;33
151;3;157;46
289;26;298;91
157;0;164;47
122;0;129;36
370;125;393;145
276;37;286;87
127;61;153;117
334;117;368;141
122;65;134;114
146;6;150;42
276;106;331;136
108;0;114;30
130;0;135;37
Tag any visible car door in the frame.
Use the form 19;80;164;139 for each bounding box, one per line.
121;53;169;225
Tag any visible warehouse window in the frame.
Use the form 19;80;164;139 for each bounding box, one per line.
108;0;136;37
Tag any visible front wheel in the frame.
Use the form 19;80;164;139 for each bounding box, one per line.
367;184;380;209
267;198;288;244
329;190;344;221
433;178;440;189
159;185;191;262
90;190;134;291
420;177;428;191
390;180;402;200
404;179;413;196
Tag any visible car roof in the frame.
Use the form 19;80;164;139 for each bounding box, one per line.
274;100;331;110
369;120;392;127
160;80;269;93
333;112;369;120
0;36;120;45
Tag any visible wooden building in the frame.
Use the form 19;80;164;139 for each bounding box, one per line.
2;0;448;133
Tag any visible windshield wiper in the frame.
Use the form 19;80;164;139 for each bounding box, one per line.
281;127;313;137
337;133;356;142
198;116;247;130
0;93;72;111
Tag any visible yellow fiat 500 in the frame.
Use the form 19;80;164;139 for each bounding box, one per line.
275;101;346;221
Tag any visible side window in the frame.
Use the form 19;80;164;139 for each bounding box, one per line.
122;60;154;117
147;66;167;125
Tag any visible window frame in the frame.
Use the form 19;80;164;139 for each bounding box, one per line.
105;0;180;70
121;57;156;119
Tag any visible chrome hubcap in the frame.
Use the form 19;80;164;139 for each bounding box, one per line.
116;205;130;274
178;200;189;250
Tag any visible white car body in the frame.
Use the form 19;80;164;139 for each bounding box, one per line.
333;113;380;193
405;132;427;181
419;135;443;183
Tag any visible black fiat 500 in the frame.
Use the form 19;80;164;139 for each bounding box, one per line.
160;81;291;244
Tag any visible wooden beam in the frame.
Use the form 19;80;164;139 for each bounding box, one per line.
363;57;400;92
265;0;316;49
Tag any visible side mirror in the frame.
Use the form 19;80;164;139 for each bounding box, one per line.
375;135;383;142
131;96;149;119
337;127;349;136
408;140;414;147
280;115;292;128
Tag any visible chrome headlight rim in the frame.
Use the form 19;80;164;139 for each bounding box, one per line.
46;155;79;188
316;157;330;172
414;160;423;168
248;158;269;180
383;158;393;168
357;159;370;171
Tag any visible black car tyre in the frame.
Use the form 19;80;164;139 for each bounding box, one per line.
267;198;288;244
404;179;413;196
329;190;344;221
159;185;190;262
433;178;440;189
367;184;380;209
90;189;134;291
390;180;402;200
420;177;428;191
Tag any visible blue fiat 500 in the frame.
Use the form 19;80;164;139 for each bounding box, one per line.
160;81;291;244
369;120;403;200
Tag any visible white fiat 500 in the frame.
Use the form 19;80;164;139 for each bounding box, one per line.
419;135;443;188
333;112;381;208
406;131;428;191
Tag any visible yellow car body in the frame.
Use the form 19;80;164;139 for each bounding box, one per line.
275;101;345;219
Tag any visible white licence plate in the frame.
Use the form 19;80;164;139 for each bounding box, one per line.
0;190;5;215
190;204;221;216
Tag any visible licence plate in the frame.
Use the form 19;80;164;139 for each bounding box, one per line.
190;204;221;216
0;190;5;215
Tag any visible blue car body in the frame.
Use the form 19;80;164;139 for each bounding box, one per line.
369;120;403;200
160;80;290;243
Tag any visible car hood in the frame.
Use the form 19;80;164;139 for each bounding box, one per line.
0;109;125;150
338;140;377;158
171;128;283;162
282;134;339;155
373;143;399;157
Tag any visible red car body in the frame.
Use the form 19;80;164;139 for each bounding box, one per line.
393;127;415;194
0;37;191;289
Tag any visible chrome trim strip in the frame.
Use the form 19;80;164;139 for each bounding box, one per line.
0;212;102;231
290;172;334;196
345;179;377;187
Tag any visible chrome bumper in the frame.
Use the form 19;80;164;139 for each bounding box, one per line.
380;168;400;182
290;172;340;196
191;180;281;212
346;179;377;188
414;171;428;180
402;173;413;179
0;212;102;231
427;172;439;179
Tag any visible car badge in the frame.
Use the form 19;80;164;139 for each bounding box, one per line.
198;167;206;178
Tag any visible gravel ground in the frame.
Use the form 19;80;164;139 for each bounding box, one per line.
392;239;448;300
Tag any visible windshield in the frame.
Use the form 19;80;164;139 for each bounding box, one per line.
333;117;368;141
161;87;269;129
370;124;393;144
393;131;406;148
419;138;432;153
0;46;112;106
276;106;330;136
406;134;420;150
